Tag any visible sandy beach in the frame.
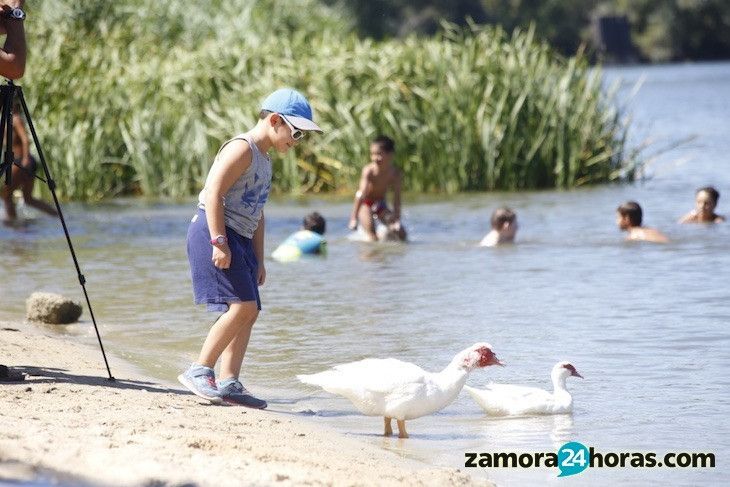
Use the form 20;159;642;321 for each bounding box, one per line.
0;321;489;487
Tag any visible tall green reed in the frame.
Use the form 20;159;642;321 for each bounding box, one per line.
22;0;638;200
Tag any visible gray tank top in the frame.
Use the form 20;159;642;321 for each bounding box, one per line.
198;133;272;239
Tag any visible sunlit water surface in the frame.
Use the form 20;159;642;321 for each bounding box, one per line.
2;62;729;486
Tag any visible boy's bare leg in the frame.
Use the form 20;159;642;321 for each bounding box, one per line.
24;197;57;216
1;185;17;221
2;164;32;222
197;301;259;369
21;180;57;217
219;307;258;379
357;204;377;241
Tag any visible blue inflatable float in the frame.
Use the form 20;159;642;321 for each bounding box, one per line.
271;230;326;262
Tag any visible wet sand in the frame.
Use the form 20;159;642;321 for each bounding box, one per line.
0;321;489;486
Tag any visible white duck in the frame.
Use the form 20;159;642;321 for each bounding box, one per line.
465;361;583;416
297;343;502;438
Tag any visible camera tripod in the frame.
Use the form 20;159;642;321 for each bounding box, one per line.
0;80;114;380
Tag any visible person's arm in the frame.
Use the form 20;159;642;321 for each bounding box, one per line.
392;170;402;222
12;113;28;164
348;167;370;230
253;210;266;285
203;139;252;269
0;2;26;80
678;211;695;224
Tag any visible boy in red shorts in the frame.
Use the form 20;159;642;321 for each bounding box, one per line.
348;135;406;241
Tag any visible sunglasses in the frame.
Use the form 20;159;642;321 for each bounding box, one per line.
280;115;305;141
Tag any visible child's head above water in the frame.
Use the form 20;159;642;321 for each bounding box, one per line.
679;186;725;224
695;186;720;216
491;207;517;231
616;201;642;229
616;200;669;243
303;212;326;235
484;207;518;245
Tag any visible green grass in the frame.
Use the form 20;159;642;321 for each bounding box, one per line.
22;0;639;200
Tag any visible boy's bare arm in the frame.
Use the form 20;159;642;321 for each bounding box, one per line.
348;166;371;229
391;170;403;221
204;140;252;269
204;140;252;237
253;210;266;285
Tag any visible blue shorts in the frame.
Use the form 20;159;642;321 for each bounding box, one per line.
187;208;261;312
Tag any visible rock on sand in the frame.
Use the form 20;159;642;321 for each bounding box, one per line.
25;292;83;324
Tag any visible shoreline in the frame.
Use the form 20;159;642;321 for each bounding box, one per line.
0;321;491;487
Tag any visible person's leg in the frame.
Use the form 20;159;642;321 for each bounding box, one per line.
196;301;259;368
178;301;258;403
21;178;57;217
1;184;17;222
2;162;32;222
218;303;258;380
357;204;377;241
214;301;267;408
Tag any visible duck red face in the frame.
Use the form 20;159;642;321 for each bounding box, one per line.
563;363;583;378
476;345;504;367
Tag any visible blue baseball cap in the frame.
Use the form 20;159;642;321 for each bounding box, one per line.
261;88;323;133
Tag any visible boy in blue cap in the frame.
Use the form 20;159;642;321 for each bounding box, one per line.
179;88;322;407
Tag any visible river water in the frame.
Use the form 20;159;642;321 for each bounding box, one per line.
2;62;728;486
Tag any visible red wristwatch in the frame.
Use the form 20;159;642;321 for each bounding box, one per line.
210;235;227;246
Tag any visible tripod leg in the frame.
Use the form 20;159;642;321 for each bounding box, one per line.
0;84;10;186
16;86;115;381
0;83;15;220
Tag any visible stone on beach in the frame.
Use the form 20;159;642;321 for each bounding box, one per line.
25;292;83;324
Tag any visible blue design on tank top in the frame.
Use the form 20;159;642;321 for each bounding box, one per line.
197;133;272;238
240;171;271;215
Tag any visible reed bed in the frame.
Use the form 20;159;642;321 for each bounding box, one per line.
22;0;638;200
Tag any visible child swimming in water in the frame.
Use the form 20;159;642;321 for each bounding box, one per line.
616;201;669;243
271;212;327;262
479;207;517;247
348;135;407;242
679;186;725;223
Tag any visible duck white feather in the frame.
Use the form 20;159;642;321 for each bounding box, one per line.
298;343;502;437
466;361;582;416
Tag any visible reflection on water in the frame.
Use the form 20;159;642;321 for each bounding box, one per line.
469;414;575;449
2;63;729;486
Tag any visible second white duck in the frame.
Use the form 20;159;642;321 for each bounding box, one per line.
298;343;502;438
465;361;583;416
